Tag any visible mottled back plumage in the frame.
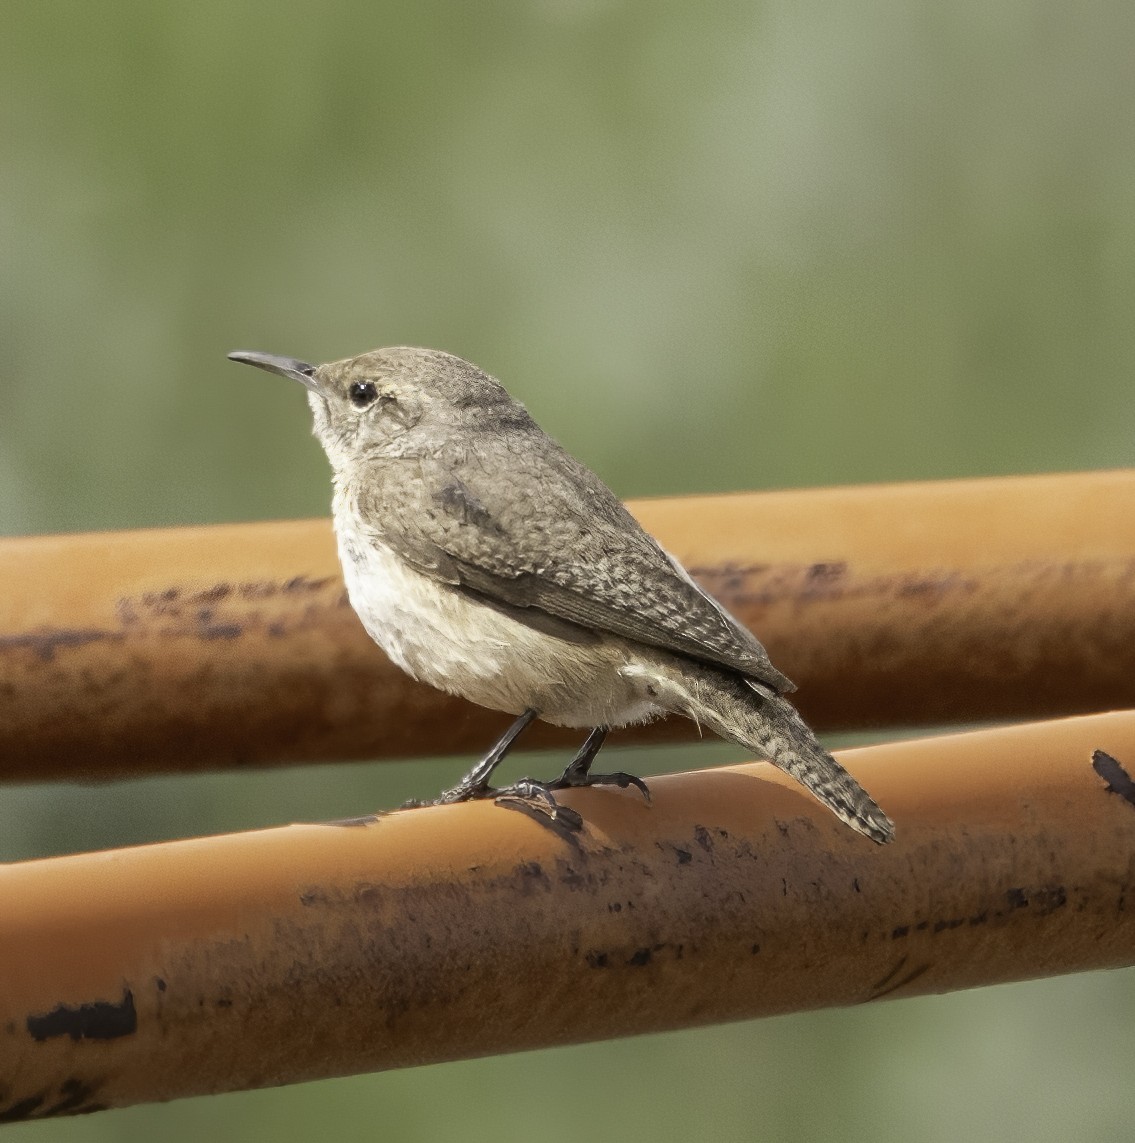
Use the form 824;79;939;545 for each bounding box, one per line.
352;423;795;695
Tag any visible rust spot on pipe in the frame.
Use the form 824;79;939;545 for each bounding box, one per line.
26;990;137;1043
0;628;123;663
1092;750;1135;808
870;956;932;999
0;1079;108;1122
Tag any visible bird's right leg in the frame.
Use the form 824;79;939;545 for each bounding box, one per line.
549;727;650;801
402;708;539;808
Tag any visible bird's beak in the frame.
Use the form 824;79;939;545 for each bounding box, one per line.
227;350;321;393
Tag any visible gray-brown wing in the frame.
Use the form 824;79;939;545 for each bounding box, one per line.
357;441;794;693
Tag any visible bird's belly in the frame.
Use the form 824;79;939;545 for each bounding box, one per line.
335;528;661;728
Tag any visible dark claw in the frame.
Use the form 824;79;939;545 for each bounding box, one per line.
495;795;584;838
552;769;652;803
508;777;560;809
494;780;584;831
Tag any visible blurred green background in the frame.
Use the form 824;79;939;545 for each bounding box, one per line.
3;0;1134;1139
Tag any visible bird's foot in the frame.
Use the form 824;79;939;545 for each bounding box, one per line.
493;779;584;831
400;780;495;809
549;764;652;803
542;725;649;803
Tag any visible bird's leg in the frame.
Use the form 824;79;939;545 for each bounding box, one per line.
549;727;651;802
402;708;539;808
495;726;650;829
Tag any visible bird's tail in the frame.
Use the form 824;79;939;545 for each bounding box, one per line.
646;662;895;844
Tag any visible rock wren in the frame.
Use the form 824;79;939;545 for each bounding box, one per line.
229;347;894;844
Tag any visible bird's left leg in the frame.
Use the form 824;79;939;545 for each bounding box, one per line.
402;708;539;808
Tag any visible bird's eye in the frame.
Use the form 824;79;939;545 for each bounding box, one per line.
348;380;378;408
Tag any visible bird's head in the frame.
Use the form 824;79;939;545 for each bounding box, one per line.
228;346;527;473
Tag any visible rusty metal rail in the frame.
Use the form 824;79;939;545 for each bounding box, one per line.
2;711;1133;1117
1;469;1134;782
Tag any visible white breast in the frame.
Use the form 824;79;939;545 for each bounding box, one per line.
332;507;664;729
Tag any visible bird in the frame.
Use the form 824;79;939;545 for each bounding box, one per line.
228;346;894;844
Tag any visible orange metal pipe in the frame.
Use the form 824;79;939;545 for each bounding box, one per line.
1;469;1133;781
1;711;1133;1118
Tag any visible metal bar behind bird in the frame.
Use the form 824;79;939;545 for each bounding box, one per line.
0;469;1133;782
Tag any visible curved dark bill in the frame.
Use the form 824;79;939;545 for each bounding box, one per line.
227;350;319;391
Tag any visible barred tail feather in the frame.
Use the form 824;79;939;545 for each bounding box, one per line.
652;664;895;844
743;685;894;845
